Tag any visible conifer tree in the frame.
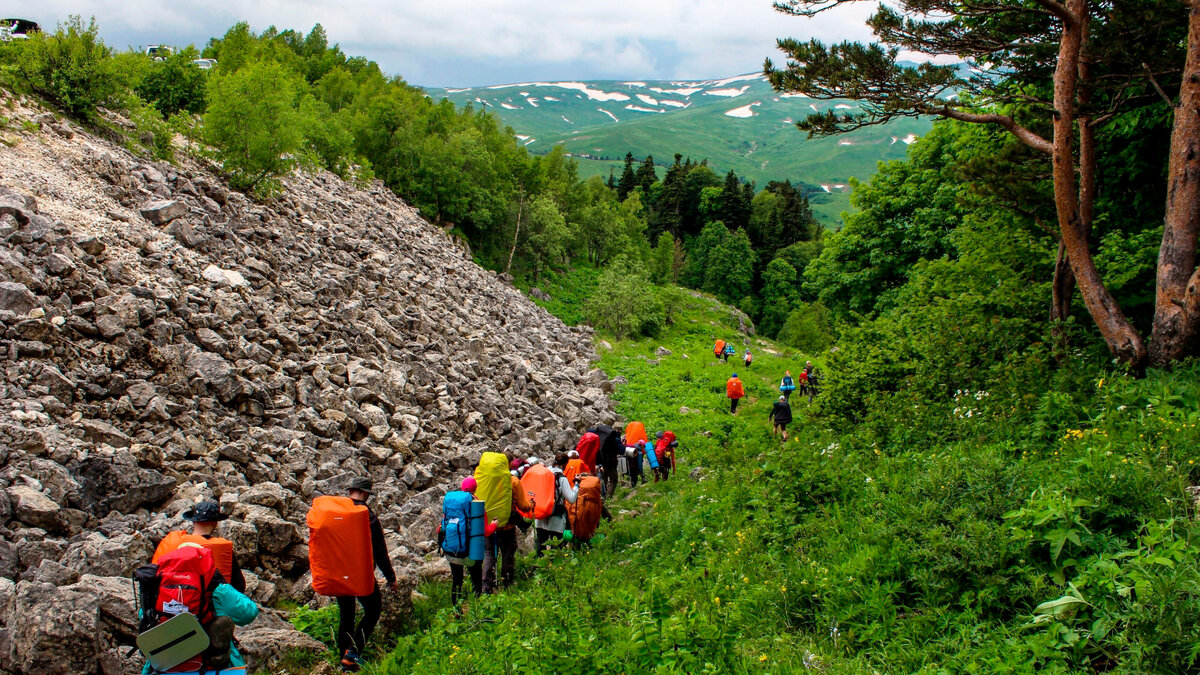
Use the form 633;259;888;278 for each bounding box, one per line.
617;152;637;201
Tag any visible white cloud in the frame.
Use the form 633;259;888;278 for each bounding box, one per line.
33;0;879;85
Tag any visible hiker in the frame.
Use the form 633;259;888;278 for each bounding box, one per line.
807;369;821;403
713;339;726;361
534;452;578;556
653;431;677;481
744;349;753;369
780;371;796;402
564;449;586;486
796;368;809;399
135;545;259;674
726;373;745;414
336;477;398;672
769;395;793;442
442;476;484;606
723;343;735;363
567;472;612;546
591;424;624;498
152;499;245;593
480;453;532;593
626;440;646;488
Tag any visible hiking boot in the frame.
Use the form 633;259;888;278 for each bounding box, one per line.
340;649;363;672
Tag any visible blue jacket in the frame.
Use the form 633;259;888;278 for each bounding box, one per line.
142;583;259;673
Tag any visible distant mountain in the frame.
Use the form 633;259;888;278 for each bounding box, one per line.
425;74;933;226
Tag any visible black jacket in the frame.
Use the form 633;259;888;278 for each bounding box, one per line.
354;499;396;584
770;401;793;425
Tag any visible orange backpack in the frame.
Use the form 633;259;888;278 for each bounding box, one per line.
568;475;604;541
519;464;558;520
727;378;745;399
713;339;725;355
624;421;648;447
564;459;585;487
307;496;375;597
153;531;235;582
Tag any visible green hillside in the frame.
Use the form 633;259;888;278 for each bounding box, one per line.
425;75;932;227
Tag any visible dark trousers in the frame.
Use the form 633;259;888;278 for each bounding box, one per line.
730;398;739;413
600;464;618;497
535;528;563;556
336;583;382;655
783;390;792;402
482;527;518;593
450;561;482;604
628;462;643;488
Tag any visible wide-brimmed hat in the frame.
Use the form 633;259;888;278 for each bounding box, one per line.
347;476;373;494
182;500;227;523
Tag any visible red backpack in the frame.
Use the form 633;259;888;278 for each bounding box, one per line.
135;545;223;672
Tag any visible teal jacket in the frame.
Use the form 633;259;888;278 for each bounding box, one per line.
142;583;259;673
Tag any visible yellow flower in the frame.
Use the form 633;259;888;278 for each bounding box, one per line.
714;596;721;605
743;576;749;583
760;655;769;662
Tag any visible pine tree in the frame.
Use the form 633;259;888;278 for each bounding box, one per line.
617;152;637;200
636;155;657;193
606;168;617;191
718;171;750;231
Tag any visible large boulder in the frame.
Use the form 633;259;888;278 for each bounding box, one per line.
3;576;134;674
6;486;64;532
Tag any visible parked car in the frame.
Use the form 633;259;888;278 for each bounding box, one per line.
0;18;40;41
144;45;171;61
192;58;217;70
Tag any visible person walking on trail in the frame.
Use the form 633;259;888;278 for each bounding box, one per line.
152;499;245;593
743;349;753;369
626;440;646;488
723;343;735;363
136;545;259;674
444;476;483;607
483;455;532;593
713;339;726;361
592;424;624;498
769;395;793;442
779;371;796;402
653;431;678;481
535;452;578;556
807;369;821;403
727;373;745;414
337;477;398;672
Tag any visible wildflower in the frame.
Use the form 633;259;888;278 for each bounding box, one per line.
760;655;769;662
743;576;749;583
714;596;721;605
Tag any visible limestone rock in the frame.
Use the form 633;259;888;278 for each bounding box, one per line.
138;199;186;225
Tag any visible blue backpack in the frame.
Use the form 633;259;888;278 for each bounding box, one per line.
441;491;475;557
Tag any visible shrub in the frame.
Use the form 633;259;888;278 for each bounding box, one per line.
203;60;304;196
585;257;666;339
135;49;208;117
9;16;125;120
777;301;834;353
126;95;173;161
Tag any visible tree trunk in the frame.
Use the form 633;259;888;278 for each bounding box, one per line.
1051;239;1076;324
1150;1;1200;366
1051;0;1148;369
504;195;524;276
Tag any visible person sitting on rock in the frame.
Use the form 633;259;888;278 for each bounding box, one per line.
152;499;245;593
337;477;399;672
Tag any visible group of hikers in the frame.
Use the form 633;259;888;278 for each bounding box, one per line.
134;422;678;673
130;336;816;673
715;340;820;444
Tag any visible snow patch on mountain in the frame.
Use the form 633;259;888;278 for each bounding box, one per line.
636;94;659;106
625;105;666;113
725;102;761;118
650;87;701;96
705;85;751;97
598;108;619;123
660;100;689;108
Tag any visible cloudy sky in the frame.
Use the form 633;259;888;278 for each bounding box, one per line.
18;0;879;86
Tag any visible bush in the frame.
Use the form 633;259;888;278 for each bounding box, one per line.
585;257;666;339
135;49;208;117
8;16;125;120
203;60;304;196
126;95;174;161
777;301;834;353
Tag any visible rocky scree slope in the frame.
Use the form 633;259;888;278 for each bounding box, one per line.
0;96;617;674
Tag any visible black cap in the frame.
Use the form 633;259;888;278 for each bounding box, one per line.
182;500;227;522
348;476;373;494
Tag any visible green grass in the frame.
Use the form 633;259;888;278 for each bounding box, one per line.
513;263;602;326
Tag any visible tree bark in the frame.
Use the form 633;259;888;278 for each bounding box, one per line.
1051;239;1076;324
504;194;524;276
1051;0;1148;369
1150;0;1200;366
